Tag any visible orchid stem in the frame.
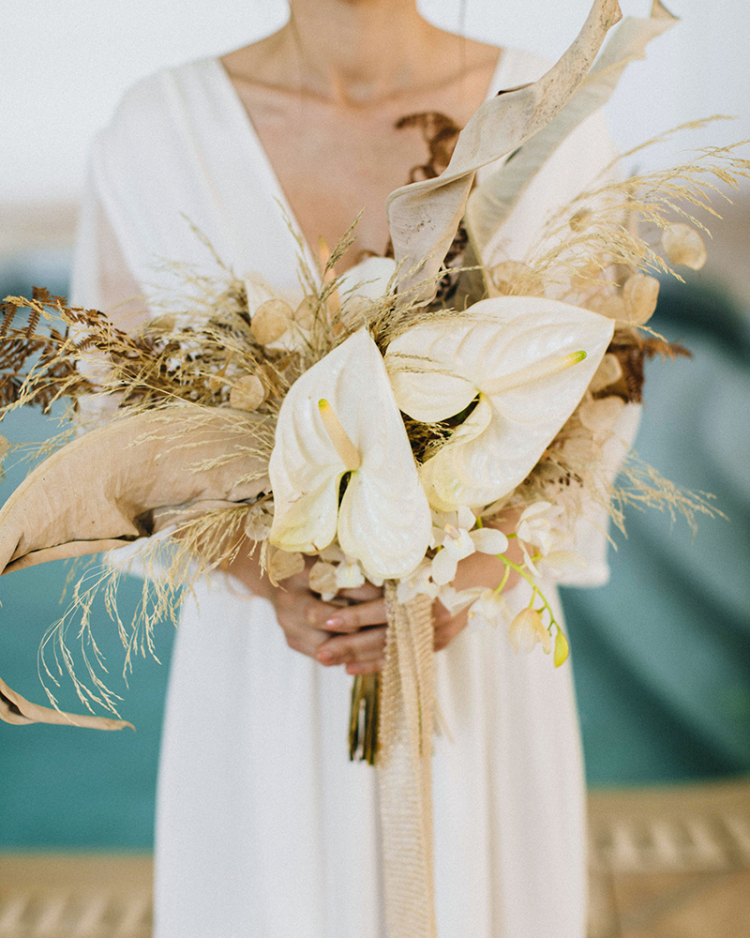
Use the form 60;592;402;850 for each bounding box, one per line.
494;553;559;634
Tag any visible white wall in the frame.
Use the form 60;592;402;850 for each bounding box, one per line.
1;0;748;206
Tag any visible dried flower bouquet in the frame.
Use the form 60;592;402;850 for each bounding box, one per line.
0;1;747;933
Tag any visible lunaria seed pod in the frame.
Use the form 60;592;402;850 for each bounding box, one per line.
623;273;660;325
578;396;625;434
230;374;267;412
244;504;273;541
147;314;176;335
569;208;592;232
662;223;707;271
489;261;542;297
250;299;293;345
308;560;338;597
589;353;623;392
268;548;305;584
293;296;317;331
561;437;600;464
208;373;226;393
587;292;628;321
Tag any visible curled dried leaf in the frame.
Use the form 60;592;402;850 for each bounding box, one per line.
623;273;660;325
269;548;305;584
230;375;266;412
251;299;293;345
662;223;707;271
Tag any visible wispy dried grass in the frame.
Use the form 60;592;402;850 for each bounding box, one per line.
4;126;747;712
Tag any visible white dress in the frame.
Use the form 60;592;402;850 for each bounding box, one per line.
71;50;622;938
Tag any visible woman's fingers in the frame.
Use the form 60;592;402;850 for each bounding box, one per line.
273;588;335;657
345;659;385;676
316;625;387;667
322;597;388;633
338;583;383;602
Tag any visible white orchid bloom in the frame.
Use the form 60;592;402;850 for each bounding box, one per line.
430;505;509;586
515;501;565;556
396;559;440;605
536;549;589;580
509;607;551;655
468;589;511;631
269;329;431;581
386;296;613;510
335;559;366;590
436;584;484;616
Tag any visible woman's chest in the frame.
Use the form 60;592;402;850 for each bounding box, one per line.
227;80;493;269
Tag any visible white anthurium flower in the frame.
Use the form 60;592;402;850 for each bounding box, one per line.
386;296;614;510
430;505;509;586
269;329;432;581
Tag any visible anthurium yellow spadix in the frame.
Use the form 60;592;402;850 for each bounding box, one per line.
268;329;431;580
386;297;614;510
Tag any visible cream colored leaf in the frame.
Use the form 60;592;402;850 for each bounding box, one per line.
387;296;613;509
467;0;677;254
0;406;268;729
269;329;431;579
0;675;133;730
386;0;623;300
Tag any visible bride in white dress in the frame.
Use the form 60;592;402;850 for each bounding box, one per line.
71;2;622;935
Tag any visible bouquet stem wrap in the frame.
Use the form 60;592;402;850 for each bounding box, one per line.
378;583;437;938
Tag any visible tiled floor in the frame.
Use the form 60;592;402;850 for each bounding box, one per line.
1;779;749;937
588;780;750;938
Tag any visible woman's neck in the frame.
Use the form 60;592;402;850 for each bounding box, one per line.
272;0;462;105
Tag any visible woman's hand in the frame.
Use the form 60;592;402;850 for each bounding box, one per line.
225;509;525;674
224;546;389;670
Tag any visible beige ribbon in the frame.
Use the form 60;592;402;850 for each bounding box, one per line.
378;583;437;938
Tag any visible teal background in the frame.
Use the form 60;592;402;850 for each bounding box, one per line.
0;267;748;848
0;410;175;848
564;279;750;785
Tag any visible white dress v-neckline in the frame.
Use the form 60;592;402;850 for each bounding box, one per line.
204;50;514;273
